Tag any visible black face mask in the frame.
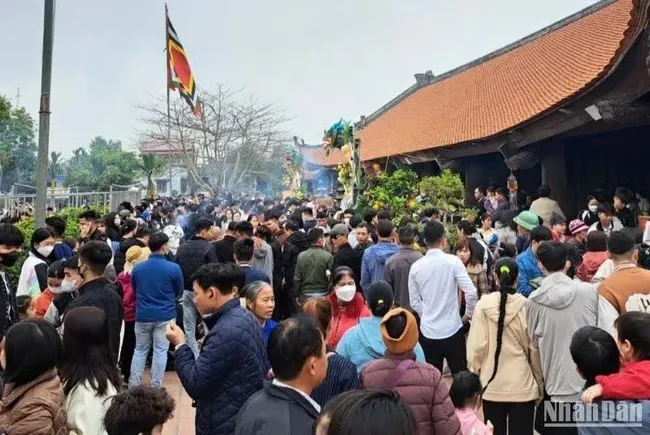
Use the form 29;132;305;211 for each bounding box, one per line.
0;251;21;267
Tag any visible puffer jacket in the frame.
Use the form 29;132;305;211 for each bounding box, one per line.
0;369;67;435
361;352;461;435
327;292;371;349
175;298;267;435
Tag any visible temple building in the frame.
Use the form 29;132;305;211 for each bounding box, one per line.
306;0;650;216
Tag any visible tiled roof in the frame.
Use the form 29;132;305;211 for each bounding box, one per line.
351;0;647;162
300;145;346;167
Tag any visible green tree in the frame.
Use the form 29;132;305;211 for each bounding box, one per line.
49;151;63;183
0;95;37;191
138;153;167;198
64;136;139;191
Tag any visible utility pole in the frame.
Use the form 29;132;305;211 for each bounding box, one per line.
35;0;55;227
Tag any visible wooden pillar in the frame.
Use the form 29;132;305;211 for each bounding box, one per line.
463;157;484;205
540;141;569;214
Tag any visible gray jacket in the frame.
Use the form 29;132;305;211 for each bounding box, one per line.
526;272;598;402
252;241;274;286
384;247;423;309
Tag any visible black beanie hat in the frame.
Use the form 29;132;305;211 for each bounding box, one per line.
367;280;394;317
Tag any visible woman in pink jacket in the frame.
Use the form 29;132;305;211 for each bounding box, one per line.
361;308;461;435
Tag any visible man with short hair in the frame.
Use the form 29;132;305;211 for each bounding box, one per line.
331;224;362;288
235;316;326;434
598;230;650;315
175;218;219;358
409;221;477;374
516;225;553;297
166;263;267;435
360;219;399;296
214;221;238;264
527;241;598;426
234;238;270;285
79;209;108;244
282;221;309;313
421;207;440;223
294;228;333;301
0;224;23;337
347;215;362;248
264;211;288;246
45;215;75;260
315;211;330;235
130;232;183;389
384;224;422;310
237;221;274;286
67;241;124;363
354;223;373;253
301;207;316;232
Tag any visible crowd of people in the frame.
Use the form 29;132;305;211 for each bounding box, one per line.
0;185;648;434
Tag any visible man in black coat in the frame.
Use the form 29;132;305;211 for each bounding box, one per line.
213;221;237;264
330;224;362;288
281;221;310;313
234;316;326;435
175;218;219;358
66;241;124;363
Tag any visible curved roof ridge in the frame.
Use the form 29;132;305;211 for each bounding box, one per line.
361;0;617;128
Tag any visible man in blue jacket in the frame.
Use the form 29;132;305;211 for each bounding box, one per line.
130;232;183;389
360;219;399;296
515;225;552;297
166;263;267;435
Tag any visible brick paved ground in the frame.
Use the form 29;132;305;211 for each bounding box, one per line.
161;371;195;435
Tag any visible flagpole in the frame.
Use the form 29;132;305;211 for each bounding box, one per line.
165;4;173;197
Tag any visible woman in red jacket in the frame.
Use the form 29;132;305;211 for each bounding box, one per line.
326;267;370;349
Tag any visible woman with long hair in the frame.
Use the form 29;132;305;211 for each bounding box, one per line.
60;306;122;435
326;267;371;349
303;297;360;407
466;258;542;435
103;212;121;245
454;239;489;299
0;319;67;434
17;227;55;297
221;208;234;230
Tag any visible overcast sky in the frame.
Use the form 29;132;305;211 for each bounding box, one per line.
1;0;598;155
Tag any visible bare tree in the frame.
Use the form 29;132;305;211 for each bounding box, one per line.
138;85;289;194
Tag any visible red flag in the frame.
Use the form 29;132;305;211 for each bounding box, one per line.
166;6;201;117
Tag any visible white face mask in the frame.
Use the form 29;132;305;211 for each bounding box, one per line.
344;218;350;226
335;284;356;302
49;285;63;295
60;278;79;293
37;245;54;258
114;216;121;226
589;205;598;213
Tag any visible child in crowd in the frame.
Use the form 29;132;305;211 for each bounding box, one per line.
571;325;650;434
582;312;650;403
32;260;65;318
103;386;176;435
450;371;493;435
